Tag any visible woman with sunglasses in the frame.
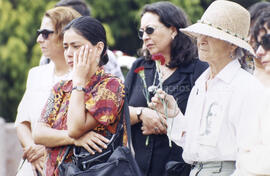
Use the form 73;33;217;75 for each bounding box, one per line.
251;9;270;88
124;2;208;176
231;10;270;176
15;7;82;176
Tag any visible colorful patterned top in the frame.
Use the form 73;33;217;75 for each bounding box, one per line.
39;67;125;176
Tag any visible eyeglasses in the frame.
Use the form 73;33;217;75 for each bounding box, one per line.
258;33;270;51
138;26;155;39
37;29;54;39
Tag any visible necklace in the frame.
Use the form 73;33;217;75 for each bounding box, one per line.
159;65;176;81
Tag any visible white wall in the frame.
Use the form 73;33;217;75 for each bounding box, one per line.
0;118;23;176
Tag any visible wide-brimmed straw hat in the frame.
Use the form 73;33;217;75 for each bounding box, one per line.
180;0;255;56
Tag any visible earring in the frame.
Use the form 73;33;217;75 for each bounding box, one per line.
171;35;175;40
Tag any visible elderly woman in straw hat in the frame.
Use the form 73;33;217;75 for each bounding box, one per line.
149;0;266;175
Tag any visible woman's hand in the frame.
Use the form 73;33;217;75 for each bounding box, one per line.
74;131;109;155
23;144;45;163
72;45;98;86
31;156;45;176
140;108;168;135
149;89;180;118
23;144;45;176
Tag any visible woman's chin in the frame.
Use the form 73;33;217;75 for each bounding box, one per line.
265;66;270;75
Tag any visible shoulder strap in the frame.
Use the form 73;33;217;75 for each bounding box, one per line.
122;97;134;150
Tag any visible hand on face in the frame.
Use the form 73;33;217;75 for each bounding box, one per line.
72;45;98;86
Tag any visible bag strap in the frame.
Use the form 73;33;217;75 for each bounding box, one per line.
59;97;132;168
58;145;72;167
122;97;134;151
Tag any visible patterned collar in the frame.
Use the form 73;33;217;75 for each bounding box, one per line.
62;67;105;93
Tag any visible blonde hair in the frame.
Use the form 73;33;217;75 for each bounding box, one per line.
45;6;81;41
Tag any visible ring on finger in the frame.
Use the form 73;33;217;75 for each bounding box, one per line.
154;127;159;132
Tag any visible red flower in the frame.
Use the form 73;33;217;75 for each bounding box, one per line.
134;66;145;73
152;53;165;65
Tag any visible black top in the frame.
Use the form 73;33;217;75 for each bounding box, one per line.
125;57;208;176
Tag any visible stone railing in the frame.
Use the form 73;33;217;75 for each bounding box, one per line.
0;118;23;176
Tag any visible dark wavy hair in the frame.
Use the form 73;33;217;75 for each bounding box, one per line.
248;2;270;30
252;9;270;45
140;1;197;68
63;16;108;66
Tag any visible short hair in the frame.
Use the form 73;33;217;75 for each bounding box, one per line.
140;1;197;68
63;16;109;66
55;0;91;16
45;6;81;42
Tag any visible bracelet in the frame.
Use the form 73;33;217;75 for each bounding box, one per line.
72;86;86;92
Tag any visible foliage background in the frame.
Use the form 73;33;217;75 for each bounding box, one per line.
0;0;264;122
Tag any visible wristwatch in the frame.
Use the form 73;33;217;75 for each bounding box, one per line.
72;86;86;92
136;108;143;121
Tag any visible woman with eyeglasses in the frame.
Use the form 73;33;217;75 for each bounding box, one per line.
15;7;82;176
124;2;208;176
231;9;270;176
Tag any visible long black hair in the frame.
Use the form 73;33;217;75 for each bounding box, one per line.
140;1;197;68
63;16;108;66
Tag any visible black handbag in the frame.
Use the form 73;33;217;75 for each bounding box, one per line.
58;132;124;176
59;98;142;176
73;125;124;171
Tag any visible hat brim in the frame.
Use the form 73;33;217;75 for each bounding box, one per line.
180;23;255;56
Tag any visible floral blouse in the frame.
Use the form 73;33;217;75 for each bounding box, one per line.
39;67;125;176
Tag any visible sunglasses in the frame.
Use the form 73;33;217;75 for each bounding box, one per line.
138;26;155;39
37;29;54;39
258;33;270;51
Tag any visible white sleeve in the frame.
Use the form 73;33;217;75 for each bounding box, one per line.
14;69;34;127
167;86;197;147
236;85;264;151
168;112;187;147
235;91;270;175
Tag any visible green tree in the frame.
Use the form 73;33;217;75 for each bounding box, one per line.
87;0;203;55
0;0;57;122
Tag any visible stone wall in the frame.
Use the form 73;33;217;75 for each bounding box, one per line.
0;118;23;176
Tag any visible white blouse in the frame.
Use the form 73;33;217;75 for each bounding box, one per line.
170;60;265;164
15;63;70;129
232;91;270;176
